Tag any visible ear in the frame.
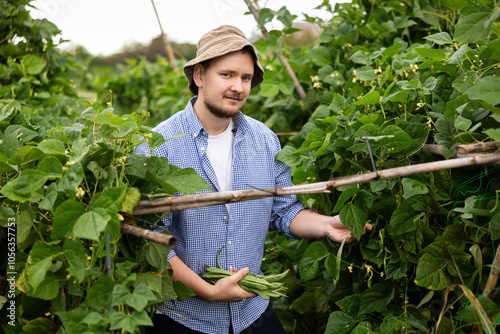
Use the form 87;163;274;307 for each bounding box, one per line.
193;64;204;91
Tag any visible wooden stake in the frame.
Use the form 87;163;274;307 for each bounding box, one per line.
120;222;178;247
150;0;179;72
454;141;500;154
132;153;500;215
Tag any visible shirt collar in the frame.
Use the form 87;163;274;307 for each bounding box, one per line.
185;97;205;138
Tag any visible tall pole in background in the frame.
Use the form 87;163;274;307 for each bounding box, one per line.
150;0;179;72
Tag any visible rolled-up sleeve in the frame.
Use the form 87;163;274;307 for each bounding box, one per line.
269;136;304;238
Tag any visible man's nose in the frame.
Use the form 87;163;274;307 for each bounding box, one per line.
231;79;244;93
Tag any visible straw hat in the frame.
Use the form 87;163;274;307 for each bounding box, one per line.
184;25;264;95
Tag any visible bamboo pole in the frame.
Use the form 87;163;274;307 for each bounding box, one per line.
454;141;500;154
150;0;179;72
424;144;500;165
131;153;500;215
243;0;307;100
120;222;178;247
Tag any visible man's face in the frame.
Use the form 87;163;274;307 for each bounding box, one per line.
195;50;254;119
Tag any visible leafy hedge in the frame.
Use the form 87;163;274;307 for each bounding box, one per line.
251;0;500;332
1;1;206;332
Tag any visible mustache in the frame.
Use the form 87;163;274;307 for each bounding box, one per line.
225;94;243;100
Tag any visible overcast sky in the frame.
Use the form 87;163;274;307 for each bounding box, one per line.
30;0;338;56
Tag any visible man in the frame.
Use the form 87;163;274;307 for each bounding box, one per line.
137;25;371;334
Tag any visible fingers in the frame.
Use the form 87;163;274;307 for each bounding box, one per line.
230;267;249;281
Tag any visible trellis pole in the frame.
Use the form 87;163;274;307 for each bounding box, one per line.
131;152;500;215
150;0;179;72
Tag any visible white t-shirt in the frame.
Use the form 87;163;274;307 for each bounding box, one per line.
206;119;234;193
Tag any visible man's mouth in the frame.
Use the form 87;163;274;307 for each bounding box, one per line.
225;95;242;101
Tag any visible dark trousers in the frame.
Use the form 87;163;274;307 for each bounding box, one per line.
148;301;286;334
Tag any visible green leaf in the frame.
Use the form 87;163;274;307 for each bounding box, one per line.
165;166;212;195
352;322;372;333
38;139;66;155
17;209;33;245
454;5;500;43
258;8;274;27
388;200;418;235
455;115;472;131
14;169;48;194
260;82;280;97
37;156;63;179
325;311;355;334
336;294;360;316
63;240;87;283
466;76;500;105
0;180;31;202
73;209;110;241
381;125;413;152
146;241;171;273
402;178;429;199
135;273;163;295
354;66;378;81
304;241;328;260
112;284;131;306
121;187;141;214
359;283;395;314
333;186;360;213
173;280;196;301
339;204;367;241
0;127;20;160
299;257;319;282
415;252;451;290
125;154;149;179
415;48;446;60
276;146;301;167
353;91;380;105
82;276;114;310
0;206;15;227
23;55;47;75
448;44;468;65
51;200;86;239
484;128;500;141
28;273;60;300
424;32;453;45
27;257;53;290
306;46;331;66
59;308;91;333
129;284;157;311
107;309;152;332
148;131;166;151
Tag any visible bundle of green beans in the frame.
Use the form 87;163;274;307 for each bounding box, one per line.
200;265;289;300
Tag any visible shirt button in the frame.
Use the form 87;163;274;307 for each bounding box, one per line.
203;131;207;135
223;216;228;220
200;147;205;151
228;241;232;245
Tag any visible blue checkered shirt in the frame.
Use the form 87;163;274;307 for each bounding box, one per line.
136;98;304;334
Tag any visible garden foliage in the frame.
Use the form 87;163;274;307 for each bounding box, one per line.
1;0;500;333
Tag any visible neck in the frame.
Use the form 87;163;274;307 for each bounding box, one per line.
192;99;233;136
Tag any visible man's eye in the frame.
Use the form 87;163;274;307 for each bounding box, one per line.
221;73;230;77
243;76;252;81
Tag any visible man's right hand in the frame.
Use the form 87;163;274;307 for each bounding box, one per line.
206;267;257;302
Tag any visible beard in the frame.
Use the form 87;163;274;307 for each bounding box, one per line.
203;94;244;119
